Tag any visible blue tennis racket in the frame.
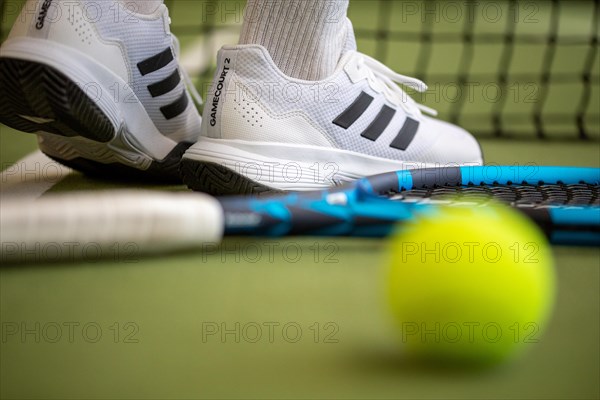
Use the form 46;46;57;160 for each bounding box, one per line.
220;165;600;246
2;165;598;263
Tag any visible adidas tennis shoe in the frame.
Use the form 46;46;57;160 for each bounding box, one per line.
0;0;202;182
181;44;483;194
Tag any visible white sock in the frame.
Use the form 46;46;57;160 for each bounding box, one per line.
239;0;353;81
118;0;164;15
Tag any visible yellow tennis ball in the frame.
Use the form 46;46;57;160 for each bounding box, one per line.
386;203;556;365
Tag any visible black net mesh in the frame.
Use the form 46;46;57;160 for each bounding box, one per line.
2;0;598;141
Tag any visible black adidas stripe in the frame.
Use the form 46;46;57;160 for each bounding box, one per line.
160;90;189;120
138;48;174;76
390;117;420;151
333;92;373;129
333;92;420;151
148;69;181;97
361;105;396;141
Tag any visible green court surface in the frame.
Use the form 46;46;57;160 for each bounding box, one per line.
1;126;599;399
1;0;600;398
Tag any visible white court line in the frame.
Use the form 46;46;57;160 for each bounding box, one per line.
0;151;72;199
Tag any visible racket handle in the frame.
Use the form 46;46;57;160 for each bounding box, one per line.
1;191;224;263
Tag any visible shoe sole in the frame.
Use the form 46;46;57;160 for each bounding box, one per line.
180;158;282;196
180;137;453;194
0;58;191;183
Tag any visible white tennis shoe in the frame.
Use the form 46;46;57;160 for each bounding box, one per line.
0;0;202;182
181;44;483;194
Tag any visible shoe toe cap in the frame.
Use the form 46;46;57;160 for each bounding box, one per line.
421;117;484;165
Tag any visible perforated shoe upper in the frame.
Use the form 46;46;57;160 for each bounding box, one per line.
202;44;482;166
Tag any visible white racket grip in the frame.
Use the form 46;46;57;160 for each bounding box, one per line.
0;191;224;263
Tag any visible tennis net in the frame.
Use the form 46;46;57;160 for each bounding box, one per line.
2;0;598;141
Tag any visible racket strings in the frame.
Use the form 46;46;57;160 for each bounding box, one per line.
392;183;599;207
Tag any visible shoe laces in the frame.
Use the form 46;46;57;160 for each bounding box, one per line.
354;52;436;117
